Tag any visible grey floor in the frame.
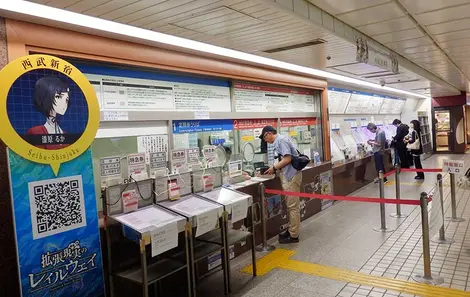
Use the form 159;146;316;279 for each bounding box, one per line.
198;154;470;297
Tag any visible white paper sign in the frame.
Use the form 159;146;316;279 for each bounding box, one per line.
196;208;218;237
100;156;121;178
103;111;129;121
127;153;147;176
443;159;465;174
150;221;178;257
230;199;248;223
429;188;443;237
194;111;210;119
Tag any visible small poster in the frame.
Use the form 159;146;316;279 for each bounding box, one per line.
203;174;214;192
168;179;180;201
100;156;121;178
122;189;138;213
228;160;243;178
137;135;168;163
150;221;178;257
203;145;216;166
127;153;147;177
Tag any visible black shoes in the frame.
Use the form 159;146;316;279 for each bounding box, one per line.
278;231;299;244
415;176;425;180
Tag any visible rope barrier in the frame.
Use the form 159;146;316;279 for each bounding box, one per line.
383;169;396;178
264;189;425;205
401;168;442;173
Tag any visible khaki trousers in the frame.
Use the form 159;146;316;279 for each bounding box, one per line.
280;171;302;238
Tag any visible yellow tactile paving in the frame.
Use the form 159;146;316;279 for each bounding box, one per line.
241;249;470;297
385;180;449;187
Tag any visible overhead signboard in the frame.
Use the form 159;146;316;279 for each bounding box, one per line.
356;37;399;74
233;82;316;113
172;119;233;134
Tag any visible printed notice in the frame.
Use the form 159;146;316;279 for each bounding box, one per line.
228;160;243;178
196;208;219;237
328;88;351;114
103;111;128;121
230;199;248;223
150;221;178;257
379;98;406;114
150;152;167;171
94;74;230;112
233;82;316;112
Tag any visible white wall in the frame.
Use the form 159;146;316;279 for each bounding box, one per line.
400;98;420;124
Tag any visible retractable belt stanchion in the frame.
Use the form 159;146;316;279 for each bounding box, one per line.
432;174;454;245
390;165;408;218
374;171;395;233
413;192;444;285
446;173;465;222
255;183;276;252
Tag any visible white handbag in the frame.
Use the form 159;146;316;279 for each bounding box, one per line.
406;131;420;150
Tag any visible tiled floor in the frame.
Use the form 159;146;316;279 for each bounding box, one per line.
199;154;470;297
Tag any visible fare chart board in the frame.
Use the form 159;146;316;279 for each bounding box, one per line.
379;97;406;114
327;87;351;114
345;91;384;114
85;74;231;112
233;82;316;112
328;87;406;115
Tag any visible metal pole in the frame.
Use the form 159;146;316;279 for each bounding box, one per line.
391;165;408;218
255;183;276;252
374;171;394;232
140;240;149;297
413;192;444;285
432;174;454;244
446;173;465;222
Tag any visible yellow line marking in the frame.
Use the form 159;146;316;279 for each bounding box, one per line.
385;181;449;187
241;249;470;297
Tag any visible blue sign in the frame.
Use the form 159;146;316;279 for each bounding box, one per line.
8;149;104;297
173;119;233;134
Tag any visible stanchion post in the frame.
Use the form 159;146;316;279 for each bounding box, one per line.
255;183;276;252
446;173;465;222
390;165;408;219
432;174;454;244
374;171;394;233
413;192;444;285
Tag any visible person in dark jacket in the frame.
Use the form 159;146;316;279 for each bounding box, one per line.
392;119;410;168
406;120;424;180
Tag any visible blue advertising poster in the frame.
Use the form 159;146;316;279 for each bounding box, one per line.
173;119;234;134
0;55;104;297
8;149;104;297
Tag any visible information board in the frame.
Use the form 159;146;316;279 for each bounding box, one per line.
233;82;316;112
379;97;406;114
327;87;351;114
173;119;233;134
86;74;231;112
344;91;384;114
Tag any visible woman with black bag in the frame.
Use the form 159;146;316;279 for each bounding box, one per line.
405;120;424;180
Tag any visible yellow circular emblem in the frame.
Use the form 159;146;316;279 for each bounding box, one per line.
0;54;100;175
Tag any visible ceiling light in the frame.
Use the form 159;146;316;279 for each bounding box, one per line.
0;1;428;99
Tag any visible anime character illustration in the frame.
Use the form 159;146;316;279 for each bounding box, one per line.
27;76;70;150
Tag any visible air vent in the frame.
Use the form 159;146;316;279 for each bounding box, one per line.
263;39;327;53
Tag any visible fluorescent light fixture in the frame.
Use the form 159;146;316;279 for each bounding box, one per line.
0;1;428;99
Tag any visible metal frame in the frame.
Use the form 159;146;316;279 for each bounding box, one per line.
102;188;193;297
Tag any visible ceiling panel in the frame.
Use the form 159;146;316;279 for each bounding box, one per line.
356;17;415;36
415;3;470;26
399;0;470;14
22;0;465;97
434;29;470;43
427;18;470;35
336;2;405;27
373;28;424;44
306;0;390;16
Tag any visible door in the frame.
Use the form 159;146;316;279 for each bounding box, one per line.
433;106;466;153
434;109;451;152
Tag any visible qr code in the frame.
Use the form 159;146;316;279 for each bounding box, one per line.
28;175;86;240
